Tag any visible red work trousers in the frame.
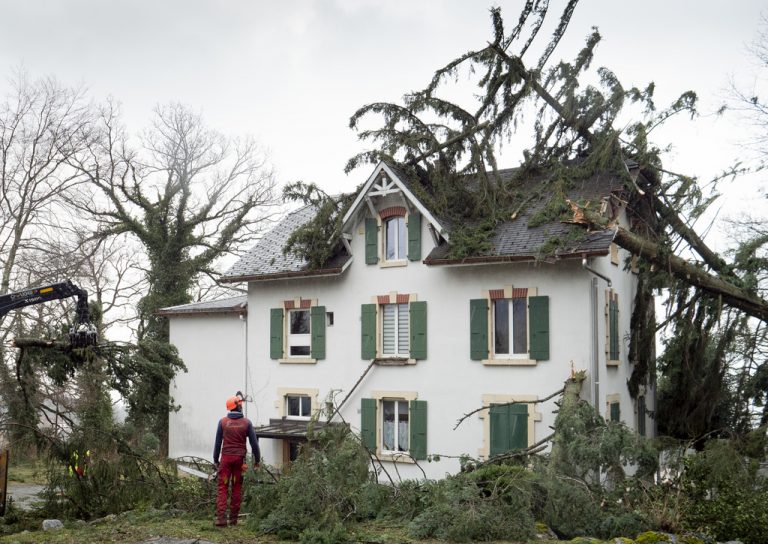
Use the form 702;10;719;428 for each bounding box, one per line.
216;454;245;524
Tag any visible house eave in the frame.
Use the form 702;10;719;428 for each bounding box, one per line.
156;307;247;318
423;249;609;267
220;256;353;284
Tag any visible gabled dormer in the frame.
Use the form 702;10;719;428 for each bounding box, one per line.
340;161;447;268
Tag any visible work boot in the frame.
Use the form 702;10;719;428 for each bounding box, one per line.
215;517;227;527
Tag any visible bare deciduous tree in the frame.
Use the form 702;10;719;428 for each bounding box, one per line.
72;101;277;339
70;101;279;451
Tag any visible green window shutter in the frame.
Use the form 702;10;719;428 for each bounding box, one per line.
409;400;427;460
361;304;377;359
361;398;377;451
489;404;508;457
407;213;421;261
470;299;489;361
490;403;528;456
410;301;427;360
528;296;550;361
365;218;379;264
269;308;284;359
609;298;619;360
610;401;620;423
310;305;326;360
509;403;528;450
637;396;646;436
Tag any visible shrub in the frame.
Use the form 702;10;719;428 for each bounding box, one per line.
537;474;601;539
406;464;536;542
679;439;768;544
244;424;382;539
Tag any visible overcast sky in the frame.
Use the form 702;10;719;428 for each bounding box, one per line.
1;0;765;243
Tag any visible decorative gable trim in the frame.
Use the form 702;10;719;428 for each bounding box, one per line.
341;161;448;242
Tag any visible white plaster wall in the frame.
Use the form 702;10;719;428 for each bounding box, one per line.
244;211;643;480
168;314;247;461
587;206;654;437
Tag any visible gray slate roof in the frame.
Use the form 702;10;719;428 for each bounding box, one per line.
221;163;623;281
424;168;621;264
221;204;351;282
157;295;247;316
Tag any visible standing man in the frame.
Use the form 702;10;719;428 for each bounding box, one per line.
213;393;260;527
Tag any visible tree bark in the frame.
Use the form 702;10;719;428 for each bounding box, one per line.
570;202;768;322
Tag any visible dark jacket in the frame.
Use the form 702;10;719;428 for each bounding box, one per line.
213;411;260;464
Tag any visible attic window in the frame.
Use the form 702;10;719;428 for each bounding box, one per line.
385;216;407;261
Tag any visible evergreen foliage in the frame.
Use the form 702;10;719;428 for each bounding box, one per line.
680;439;768;544
282;182;357;269
341;0;768;441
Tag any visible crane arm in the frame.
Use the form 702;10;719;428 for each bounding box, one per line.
0;280;97;347
0;281;86;318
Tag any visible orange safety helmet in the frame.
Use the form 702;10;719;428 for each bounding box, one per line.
226;395;243;411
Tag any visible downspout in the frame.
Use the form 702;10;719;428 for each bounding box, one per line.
590;278;600;407
241;312;248;418
582;257;611;288
583;258;611;408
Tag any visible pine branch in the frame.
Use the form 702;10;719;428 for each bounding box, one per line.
569;201;768;322
453;386;565;430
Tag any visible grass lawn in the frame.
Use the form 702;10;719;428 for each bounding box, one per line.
6;459;48;485
1;513;265;544
0;513;427;544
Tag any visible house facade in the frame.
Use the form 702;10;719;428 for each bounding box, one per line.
158;296;248;460
167;161;654;479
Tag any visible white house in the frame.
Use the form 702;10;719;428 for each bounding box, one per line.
158;296;248;460
165;161;654;479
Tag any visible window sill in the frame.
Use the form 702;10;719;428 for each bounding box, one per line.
377;452;416;463
606;359;620;367
374;357;415;366
278;358;318;364
379;259;407;268
482;358;537;366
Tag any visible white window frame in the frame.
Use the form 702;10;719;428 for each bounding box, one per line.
287;308;311;358
384;215;407;262
380;302;409;357
285;394;312;420
380;398;410;454
491;297;529;360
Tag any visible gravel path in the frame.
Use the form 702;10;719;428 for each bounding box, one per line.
5;482;45;511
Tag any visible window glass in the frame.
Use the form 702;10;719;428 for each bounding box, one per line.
385;217;406;260
286;395;311;418
288;309;311;357
290;310;310;334
287;396;300;416
494;299;510;354
494;298;528;357
382;303;409;356
288;441;301;461
381;399;409;452
512;297;527;354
